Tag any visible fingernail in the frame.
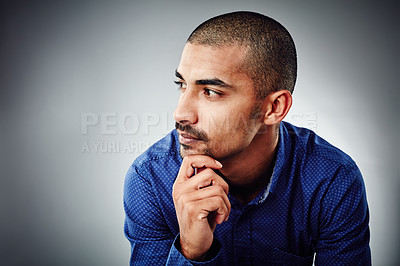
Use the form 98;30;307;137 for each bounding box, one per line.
215;160;223;168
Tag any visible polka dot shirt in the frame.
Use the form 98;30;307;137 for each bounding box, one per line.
124;122;371;265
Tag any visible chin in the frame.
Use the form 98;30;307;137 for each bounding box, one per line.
179;144;210;158
179;145;196;158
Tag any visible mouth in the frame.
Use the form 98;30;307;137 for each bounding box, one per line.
177;130;203;145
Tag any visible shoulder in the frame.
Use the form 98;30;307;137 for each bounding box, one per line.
279;122;364;202
125;130;182;190
133;130;181;167
282;121;357;170
123;131;181;238
280;123;368;231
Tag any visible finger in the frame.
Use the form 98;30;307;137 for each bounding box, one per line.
195;196;230;224
189;157;223;170
188;168;229;194
175;168;229;196
173;168;229;207
176;155;223;183
178;185;231;216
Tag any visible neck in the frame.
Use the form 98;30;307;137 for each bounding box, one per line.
219;124;279;205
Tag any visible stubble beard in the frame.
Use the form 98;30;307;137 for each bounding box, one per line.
177;100;263;160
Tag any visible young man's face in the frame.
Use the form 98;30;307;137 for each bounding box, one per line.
174;43;264;160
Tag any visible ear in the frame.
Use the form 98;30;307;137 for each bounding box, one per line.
263;90;292;125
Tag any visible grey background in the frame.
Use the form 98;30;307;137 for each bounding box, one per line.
1;0;399;265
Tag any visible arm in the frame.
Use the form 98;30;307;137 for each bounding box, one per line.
124;156;229;265
315;166;371;265
124;164;174;265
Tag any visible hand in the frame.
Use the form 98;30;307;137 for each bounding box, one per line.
172;155;231;261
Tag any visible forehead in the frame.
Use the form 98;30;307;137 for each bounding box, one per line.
177;43;250;83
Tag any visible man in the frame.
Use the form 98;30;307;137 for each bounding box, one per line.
124;11;371;265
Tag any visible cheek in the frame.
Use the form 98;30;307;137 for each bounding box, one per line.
207;112;253;139
198;100;257;135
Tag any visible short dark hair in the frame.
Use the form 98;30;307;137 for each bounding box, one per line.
187;11;297;98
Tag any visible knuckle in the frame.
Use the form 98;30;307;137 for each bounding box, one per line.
183;154;194;164
216;185;225;195
172;185;179;199
209;184;224;196
218;181;229;194
203;168;214;175
179;194;188;203
186;202;196;214
217;196;225;205
210;195;222;206
172;187;186;204
181;157;190;168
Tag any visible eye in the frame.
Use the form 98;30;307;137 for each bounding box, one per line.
174;81;187;91
204;88;222;98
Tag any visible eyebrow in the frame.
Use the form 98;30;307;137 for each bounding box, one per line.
175;70;184;80
175;69;234;88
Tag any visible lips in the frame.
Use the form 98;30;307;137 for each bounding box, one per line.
178;131;202;145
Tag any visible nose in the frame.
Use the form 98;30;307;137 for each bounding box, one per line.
173;89;198;125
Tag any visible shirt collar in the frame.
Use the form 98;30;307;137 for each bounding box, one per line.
268;122;290;195
251;122;291;205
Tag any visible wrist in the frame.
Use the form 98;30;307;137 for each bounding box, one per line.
175;234;221;262
179;236;210;261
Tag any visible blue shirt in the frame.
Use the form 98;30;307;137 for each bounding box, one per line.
124;122;371;265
